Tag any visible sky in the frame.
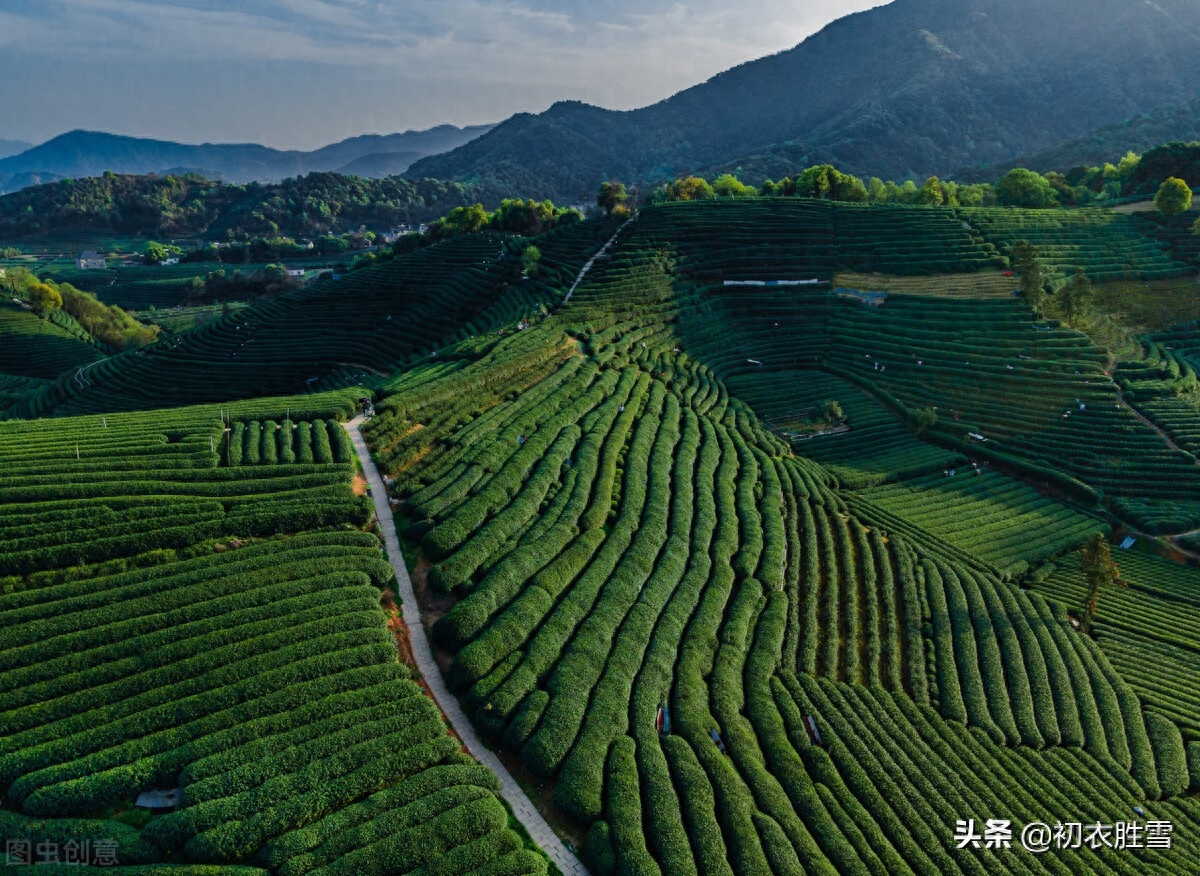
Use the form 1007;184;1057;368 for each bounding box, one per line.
0;1;883;151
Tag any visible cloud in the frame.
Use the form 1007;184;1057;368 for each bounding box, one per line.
0;0;886;148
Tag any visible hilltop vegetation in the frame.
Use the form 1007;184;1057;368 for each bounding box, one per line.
0;172;497;240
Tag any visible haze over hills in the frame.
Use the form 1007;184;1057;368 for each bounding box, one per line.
0;140;32;160
407;0;1200;200
0;124;494;191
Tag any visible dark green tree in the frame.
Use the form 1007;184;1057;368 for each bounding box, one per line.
820;399;845;425
910;406;938;435
1079;534;1125;635
1010;240;1045;315
597;181;629;217
1057;268;1095;325
996;168;1058;208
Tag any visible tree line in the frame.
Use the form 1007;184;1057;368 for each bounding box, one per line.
0;171;497;239
593;141;1200;214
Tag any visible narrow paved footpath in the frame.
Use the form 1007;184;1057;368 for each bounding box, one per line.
345;418;590;876
562;216;634;303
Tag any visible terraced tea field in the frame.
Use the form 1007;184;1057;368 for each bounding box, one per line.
1036;549;1200;744
5;223;607;419
359;200;1198;874
861;469;1109;577
4;199;1199;876
833;270;1020;299
0;302;101;378
962;208;1190;281
725;369;961;487
0;391;543;876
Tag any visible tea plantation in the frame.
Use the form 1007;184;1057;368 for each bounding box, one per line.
3;198;1199;875
0;392;546;876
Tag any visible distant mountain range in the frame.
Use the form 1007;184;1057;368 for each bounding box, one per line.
0;124;494;193
407;0;1200;200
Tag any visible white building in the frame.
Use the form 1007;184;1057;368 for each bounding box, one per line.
77;251;106;270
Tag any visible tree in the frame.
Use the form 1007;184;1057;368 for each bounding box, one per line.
0;266;33;297
1057;268;1094;325
820;400;845;425
712;174;755;198
910;406;938;435
795;164;868;202
430;203;488;238
1010;240;1045;315
143;240;181;265
28;281;63;313
1079;534;1125;635
1155;177;1193;218
916;176;946;205
667;177;715;202
996;168;1058;208
597;181;629;217
521;245;541;277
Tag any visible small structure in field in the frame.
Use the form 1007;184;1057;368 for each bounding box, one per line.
835;287;888;307
77;251;106;270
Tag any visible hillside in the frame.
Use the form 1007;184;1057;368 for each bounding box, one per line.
0;172;65;196
359;199;1200;873
3;221;610;418
958;94;1200;182
0;303;101;379
335;151;426;177
3;199;1200;875
0;125;494;188
408;0;1200;199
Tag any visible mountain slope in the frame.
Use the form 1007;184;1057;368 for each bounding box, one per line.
336;151;426;177
407;0;1200;199
958;94;1200;181
0;125;494;186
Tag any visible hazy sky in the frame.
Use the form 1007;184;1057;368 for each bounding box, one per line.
0;1;883;151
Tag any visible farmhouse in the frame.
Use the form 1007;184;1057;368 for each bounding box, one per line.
76;251;106;270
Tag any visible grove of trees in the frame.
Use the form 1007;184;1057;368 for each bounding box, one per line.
1;266;159;349
429;198;582;239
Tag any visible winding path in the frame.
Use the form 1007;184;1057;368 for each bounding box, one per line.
1116;394;1187;455
562;217;634;303
344;417;589;876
